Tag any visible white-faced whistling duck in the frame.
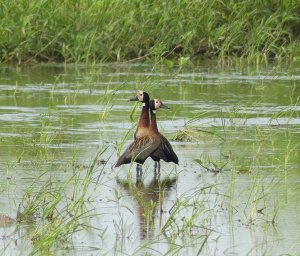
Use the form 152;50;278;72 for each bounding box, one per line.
148;99;179;174
115;92;178;177
115;91;155;177
131;91;179;171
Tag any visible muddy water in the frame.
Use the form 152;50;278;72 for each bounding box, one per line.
0;63;299;255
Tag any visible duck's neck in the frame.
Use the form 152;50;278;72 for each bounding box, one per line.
137;102;150;129
150;109;159;134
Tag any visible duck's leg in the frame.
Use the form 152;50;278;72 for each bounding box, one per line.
154;161;161;176
136;164;143;178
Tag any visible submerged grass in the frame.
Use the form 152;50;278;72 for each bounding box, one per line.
3;147;108;255
0;0;300;64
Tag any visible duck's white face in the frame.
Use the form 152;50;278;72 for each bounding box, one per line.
136;90;144;102
153;99;162;109
152;99;169;110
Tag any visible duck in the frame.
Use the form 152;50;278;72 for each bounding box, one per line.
129;91;178;171
115;93;178;176
148;99;179;173
115;91;157;176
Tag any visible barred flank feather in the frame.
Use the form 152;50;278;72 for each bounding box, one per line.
115;135;160;167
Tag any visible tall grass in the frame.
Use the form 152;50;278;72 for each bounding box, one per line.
0;0;299;64
13;147;107;254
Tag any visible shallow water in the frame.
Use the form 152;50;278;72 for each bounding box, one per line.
0;62;299;255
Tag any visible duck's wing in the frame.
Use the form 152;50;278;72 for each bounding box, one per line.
115;135;160;167
151;134;179;164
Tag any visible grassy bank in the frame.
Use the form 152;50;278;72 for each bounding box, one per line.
0;0;300;64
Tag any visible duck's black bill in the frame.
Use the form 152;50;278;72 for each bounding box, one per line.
129;96;138;101
160;102;170;109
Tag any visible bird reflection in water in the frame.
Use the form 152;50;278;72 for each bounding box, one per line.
116;174;177;240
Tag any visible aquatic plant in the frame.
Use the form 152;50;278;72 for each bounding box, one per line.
12;147;108;254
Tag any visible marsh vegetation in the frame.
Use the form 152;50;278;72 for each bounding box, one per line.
1;0;300;64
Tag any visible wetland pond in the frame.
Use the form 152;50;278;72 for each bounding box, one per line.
0;62;299;255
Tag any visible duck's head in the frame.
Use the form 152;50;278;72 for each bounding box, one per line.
130;90;150;104
149;99;169;111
